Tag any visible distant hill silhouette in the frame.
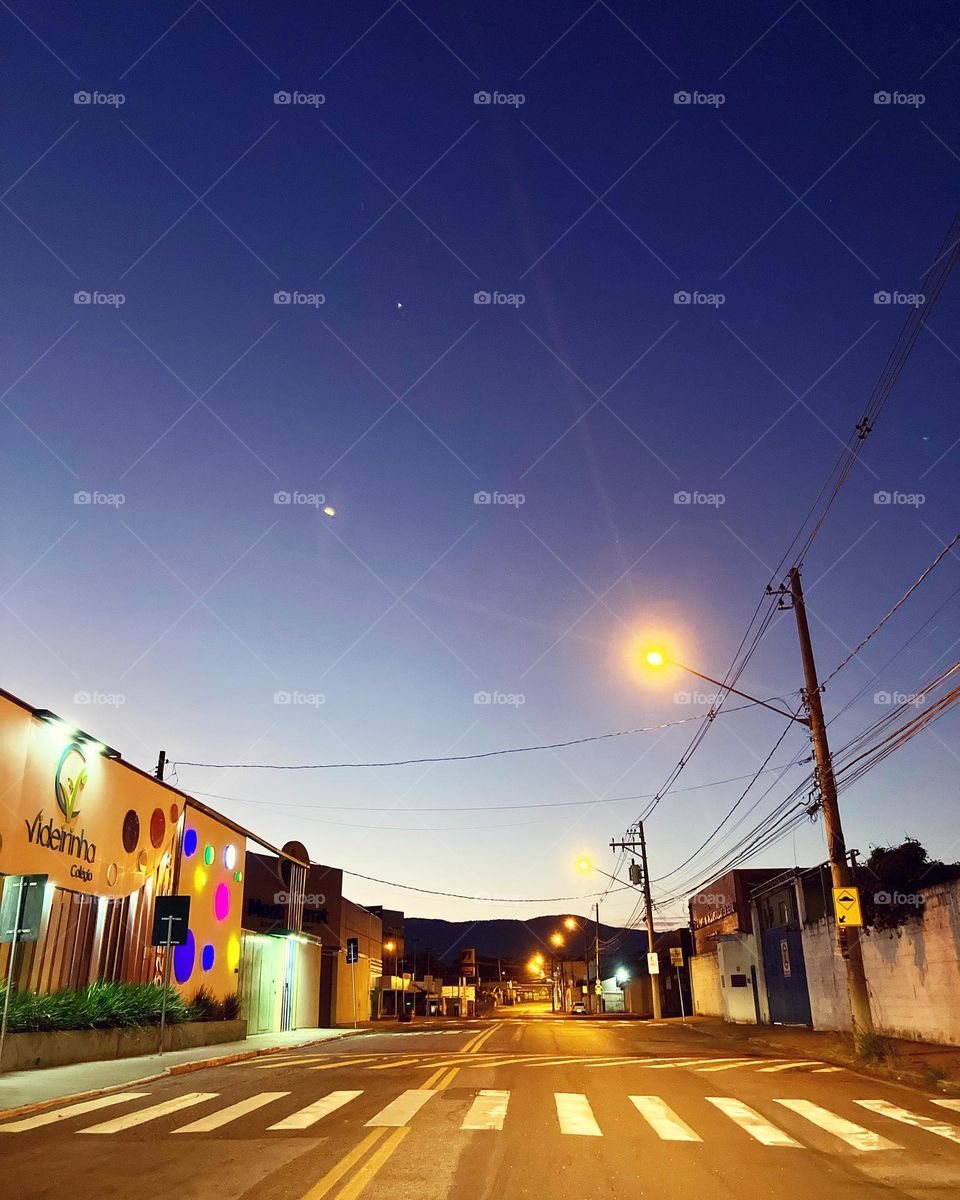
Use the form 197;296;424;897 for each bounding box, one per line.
401;913;650;971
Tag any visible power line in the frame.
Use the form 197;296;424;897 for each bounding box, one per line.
182;759;808;815
340;868;633;903
170;703;770;772
820;534;959;691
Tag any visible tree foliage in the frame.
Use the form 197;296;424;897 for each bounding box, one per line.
855;837;960;932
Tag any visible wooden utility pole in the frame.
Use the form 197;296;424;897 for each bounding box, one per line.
786;567;874;1036
610;823;662;1019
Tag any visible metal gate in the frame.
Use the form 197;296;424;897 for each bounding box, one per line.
760;925;812;1025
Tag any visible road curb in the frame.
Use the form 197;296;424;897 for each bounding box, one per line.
0;1029;366;1122
679;1021;960;1095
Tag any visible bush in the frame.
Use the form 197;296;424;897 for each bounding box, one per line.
856;1031;893;1063
0;981;192;1033
189;987;242;1022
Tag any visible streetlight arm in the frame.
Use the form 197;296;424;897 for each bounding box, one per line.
669;659;809;725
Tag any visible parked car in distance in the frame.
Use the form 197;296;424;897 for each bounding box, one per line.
571;1000;586;1014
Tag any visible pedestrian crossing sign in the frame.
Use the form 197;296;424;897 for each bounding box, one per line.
832;886;863;927
594;980;603;995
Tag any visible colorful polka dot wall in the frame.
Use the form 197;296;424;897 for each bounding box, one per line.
170;809;244;999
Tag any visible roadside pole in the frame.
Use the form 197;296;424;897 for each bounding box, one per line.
0;880;25;1071
594;901;601;1013
610;824;661;1019
157;914;174;1055
785;567;874;1037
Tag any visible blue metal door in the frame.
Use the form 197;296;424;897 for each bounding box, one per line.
760;926;812;1025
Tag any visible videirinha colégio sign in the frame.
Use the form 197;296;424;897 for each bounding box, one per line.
0;695;179;896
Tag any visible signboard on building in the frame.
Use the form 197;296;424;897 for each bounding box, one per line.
0;696;180;897
0;873;47;943
832;886;863;927
647;951;660;975
151;895;191;947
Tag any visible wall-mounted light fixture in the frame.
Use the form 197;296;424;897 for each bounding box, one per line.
32;709;121;758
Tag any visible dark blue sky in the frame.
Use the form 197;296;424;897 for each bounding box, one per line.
2;2;958;925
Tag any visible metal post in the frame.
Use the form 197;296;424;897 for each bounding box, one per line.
638;822;662;1019
788;567;874;1037
595;901;602;1013
350;956;357;1030
0;880;25;1073
158;916;173;1055
677;961;686;1023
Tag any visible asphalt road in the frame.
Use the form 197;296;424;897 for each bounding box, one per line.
5;1013;960;1200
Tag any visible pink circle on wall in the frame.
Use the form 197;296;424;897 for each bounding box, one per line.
214;882;230;922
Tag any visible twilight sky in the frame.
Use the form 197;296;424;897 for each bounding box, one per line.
2;1;958;930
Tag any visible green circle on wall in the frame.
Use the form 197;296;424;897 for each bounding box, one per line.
203;844;214;865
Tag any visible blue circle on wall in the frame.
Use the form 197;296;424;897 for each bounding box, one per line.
183;828;198;858
201;944;215;972
173;929;196;984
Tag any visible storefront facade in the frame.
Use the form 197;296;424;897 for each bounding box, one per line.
0;686;317;1029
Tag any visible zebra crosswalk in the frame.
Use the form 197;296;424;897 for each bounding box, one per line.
2;1085;958;1155
240;1050;837;1075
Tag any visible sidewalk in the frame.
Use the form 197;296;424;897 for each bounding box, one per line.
0;1027;364;1118
677;1015;960;1094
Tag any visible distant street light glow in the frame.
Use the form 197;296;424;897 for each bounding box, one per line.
645;650;665;667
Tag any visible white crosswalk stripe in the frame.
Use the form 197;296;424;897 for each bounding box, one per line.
173;1092;289;1133
461;1090;510;1131
269;1090;362;1130
630;1095;701;1142
78;1093;217;1134
555;1093;602;1137
855;1099;960;1144
0;1093;150;1133
774;1099;901;1150
706;1097;801;1147
365;1089;436;1127
757;1061;820;1073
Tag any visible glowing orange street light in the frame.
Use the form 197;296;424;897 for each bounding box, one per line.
640;646;807;724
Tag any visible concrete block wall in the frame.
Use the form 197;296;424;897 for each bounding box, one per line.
801;880;960;1045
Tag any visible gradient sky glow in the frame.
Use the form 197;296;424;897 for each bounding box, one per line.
2;2;958;929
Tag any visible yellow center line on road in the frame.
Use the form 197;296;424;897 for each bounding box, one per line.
462;1022;503;1054
419;1066;449;1089
298;1128;391;1200
365;1058;425;1070
332;1128;410;1200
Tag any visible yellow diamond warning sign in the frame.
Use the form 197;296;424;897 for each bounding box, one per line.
832;886;863;927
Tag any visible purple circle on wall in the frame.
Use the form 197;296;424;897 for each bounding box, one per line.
183;828;198;857
201;944;215;972
121;809;140;854
173;929;196;984
214;883;230;922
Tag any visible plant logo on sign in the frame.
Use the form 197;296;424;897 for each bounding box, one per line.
55;743;87;822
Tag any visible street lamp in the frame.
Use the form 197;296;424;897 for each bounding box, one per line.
641;647;808;724
638;595;875;1037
